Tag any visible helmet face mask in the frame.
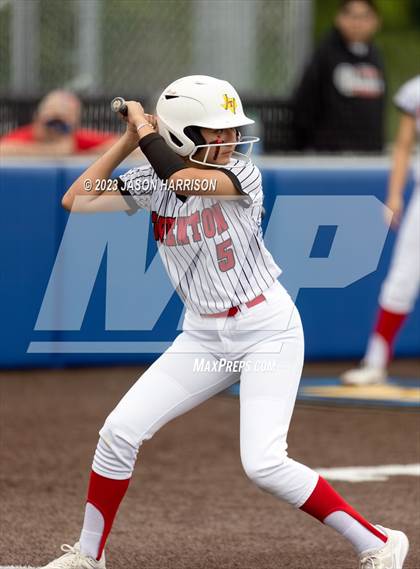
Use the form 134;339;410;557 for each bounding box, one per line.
190;135;259;167
156;75;259;167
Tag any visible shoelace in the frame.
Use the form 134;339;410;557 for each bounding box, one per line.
50;544;83;568
359;553;384;569
61;544;78;554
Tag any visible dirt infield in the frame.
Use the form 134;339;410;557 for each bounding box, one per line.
0;365;419;568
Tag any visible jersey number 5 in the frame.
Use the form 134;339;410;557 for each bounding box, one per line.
216;238;235;272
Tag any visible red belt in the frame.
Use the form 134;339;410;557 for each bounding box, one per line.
202;294;266;318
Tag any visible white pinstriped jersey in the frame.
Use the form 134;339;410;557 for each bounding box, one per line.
394;75;420;184
118;159;281;314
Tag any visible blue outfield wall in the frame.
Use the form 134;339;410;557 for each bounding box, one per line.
0;161;419;368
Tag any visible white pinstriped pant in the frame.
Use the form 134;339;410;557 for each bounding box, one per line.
94;280;318;508
380;185;420;313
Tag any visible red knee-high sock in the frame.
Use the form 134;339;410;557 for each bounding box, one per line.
300;476;387;543
86;470;131;560
374;308;407;362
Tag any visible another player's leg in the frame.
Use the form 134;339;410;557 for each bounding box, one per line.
238;284;409;567
41;330;239;568
342;188;420;386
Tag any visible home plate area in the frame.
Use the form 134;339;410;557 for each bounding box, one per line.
228;376;420;408
298;376;420;408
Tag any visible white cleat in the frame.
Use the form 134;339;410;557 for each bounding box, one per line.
359;526;409;569
41;542;106;569
340;365;387;386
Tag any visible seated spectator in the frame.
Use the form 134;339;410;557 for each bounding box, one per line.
293;0;385;152
0;90;118;156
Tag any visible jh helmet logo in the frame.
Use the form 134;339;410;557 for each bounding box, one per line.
221;94;237;114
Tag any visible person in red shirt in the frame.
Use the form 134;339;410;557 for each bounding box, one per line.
0;90;118;156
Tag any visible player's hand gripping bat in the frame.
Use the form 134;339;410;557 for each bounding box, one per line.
111;97;157;130
110;97;128;117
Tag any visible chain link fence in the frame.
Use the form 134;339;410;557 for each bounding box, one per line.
0;0;312;151
1;0;313;99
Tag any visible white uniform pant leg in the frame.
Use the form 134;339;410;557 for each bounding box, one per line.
238;288;318;508
379;187;420;313
94;331;239;479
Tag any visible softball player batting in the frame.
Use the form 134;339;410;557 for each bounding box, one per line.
40;76;408;569
342;75;420;385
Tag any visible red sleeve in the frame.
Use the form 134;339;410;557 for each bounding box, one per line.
74;129;116;152
1;125;35;143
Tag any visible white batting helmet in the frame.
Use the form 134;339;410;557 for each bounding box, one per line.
156;75;257;165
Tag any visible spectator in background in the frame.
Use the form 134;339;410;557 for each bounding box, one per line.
293;0;385;152
0;90;118;156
